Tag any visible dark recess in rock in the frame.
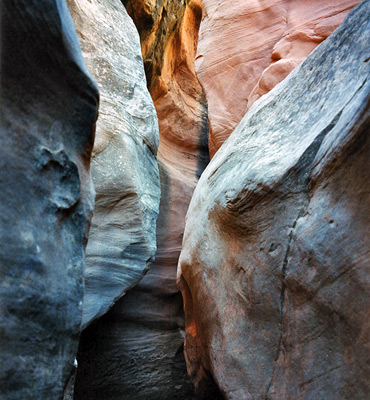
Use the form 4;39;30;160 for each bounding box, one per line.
74;299;198;400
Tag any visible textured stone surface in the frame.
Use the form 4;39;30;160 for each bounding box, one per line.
67;0;160;328
72;0;208;398
0;1;98;399
123;0;187;98
125;0;209;179
178;1;370;398
196;0;360;157
123;0;210;396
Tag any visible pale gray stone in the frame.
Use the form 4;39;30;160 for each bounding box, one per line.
67;0;161;329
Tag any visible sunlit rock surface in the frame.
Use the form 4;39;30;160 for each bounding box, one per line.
0;1;98;399
67;0;160;328
196;0;360;157
178;1;370;398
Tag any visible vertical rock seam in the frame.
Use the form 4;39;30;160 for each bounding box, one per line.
266;110;344;398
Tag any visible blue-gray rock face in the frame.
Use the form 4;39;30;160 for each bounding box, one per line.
0;1;99;399
67;0;160;329
178;1;370;398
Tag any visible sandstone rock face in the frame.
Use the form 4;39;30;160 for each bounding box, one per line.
125;0;209;179
72;1;209;398
123;0;187;97
178;1;370;398
123;0;210;395
67;0;160;328
0;1;98;399
196;0;360;157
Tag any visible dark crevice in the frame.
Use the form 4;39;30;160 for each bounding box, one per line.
195;91;210;179
279;215;300;315
264;211;302;399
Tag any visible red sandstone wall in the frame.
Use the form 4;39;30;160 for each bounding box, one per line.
196;0;360;157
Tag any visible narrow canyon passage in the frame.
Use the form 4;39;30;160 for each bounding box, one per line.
1;1;369;400
70;0;212;398
67;0;369;399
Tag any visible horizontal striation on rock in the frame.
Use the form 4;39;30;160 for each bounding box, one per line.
196;0;360;157
178;0;370;398
0;1;99;399
67;0;160;329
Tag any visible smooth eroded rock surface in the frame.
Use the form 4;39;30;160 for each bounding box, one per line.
178;1;370;398
0;1;99;399
67;0;160;328
73;0;209;398
196;0;360;157
124;0;210;396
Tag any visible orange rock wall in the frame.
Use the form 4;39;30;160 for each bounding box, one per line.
196;0;360;157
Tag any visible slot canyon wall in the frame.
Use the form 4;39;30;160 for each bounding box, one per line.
0;1;99;399
196;0;360;157
66;0;163;398
66;0;161;331
1;0;369;399
178;1;370;398
69;0;208;399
